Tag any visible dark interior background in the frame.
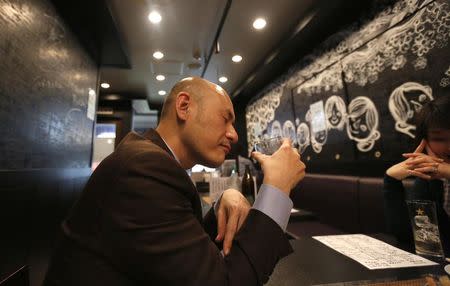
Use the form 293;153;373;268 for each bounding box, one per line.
0;0;449;285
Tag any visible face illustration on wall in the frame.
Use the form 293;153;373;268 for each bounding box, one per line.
346;96;381;152
270;120;282;137
325;95;347;130
282;120;297;144
296;122;310;154
306;109;328;153
388;81;433;138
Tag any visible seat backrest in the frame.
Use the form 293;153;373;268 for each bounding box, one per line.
291;174;359;233
358;177;386;234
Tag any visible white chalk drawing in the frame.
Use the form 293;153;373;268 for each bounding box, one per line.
270;120;282;138
246;86;282;153
297;122;310;154
306;109;328;154
388;82;433;138
343;2;450;87
346;96;381;152
246;0;449;154
440;65;450;87
282;120;297;144
325;95;347;130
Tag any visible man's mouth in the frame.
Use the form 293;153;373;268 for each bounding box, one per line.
220;144;231;154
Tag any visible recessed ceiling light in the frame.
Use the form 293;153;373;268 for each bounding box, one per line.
219;76;228;83
153;51;164;59
253;18;266;30
148;11;162;24
156;74;165;81
100;83;110;89
232;55;242;63
158;90;166;96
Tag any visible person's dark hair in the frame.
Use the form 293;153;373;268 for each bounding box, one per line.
414;95;450;144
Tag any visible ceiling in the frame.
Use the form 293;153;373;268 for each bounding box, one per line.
98;0;375;110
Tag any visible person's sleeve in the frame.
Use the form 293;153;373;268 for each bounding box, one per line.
252;184;293;231
383;174;413;244
102;150;292;286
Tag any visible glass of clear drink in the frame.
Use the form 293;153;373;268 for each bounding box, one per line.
254;136;283;155
406;200;445;260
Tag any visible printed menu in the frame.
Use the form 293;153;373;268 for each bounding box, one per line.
313;234;437;270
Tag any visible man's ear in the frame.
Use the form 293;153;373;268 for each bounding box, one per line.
175;92;191;121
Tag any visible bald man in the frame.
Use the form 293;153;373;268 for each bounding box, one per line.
44;77;306;286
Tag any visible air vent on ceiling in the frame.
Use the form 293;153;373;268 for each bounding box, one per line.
150;60;184;75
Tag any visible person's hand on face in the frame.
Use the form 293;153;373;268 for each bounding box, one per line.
403;141;450;180
215;188;250;256
251;138;306;195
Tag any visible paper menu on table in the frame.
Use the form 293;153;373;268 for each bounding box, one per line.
313;234;437;270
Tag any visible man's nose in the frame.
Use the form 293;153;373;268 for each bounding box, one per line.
227;126;238;144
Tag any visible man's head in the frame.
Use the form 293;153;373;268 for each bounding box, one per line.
157;77;238;168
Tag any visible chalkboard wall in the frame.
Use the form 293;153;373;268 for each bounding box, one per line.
246;0;450;176
0;0;97;284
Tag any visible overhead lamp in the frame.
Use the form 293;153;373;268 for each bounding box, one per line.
100;82;110;89
158;90;166;96
253;18;266;30
219;76;228;83
156;74;165;81
153;51;164;59
232;55;242;63
148;11;162;24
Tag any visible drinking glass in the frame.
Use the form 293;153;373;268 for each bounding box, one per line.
406;200;445;260
254;136;283;155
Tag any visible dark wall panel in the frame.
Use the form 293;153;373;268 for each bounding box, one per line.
0;0;97;170
0;0;97;284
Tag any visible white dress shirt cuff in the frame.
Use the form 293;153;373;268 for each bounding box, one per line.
252;184;293;231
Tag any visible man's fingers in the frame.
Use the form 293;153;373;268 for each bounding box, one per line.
414;139;426;153
215;208;226;242
223;212;239;256
251;151;267;163
237;208;250;231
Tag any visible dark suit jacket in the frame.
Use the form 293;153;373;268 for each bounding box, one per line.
383;174;450;256
44;129;292;286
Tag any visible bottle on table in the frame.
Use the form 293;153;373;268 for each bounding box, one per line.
241;164;255;205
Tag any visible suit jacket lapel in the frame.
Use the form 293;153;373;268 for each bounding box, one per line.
142;129;203;223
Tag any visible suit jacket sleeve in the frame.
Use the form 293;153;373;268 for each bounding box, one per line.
97;149;292;286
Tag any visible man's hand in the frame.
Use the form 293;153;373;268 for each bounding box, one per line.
215;189;250;256
251;138;306;195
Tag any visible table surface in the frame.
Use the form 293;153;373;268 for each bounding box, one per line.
266;237;446;286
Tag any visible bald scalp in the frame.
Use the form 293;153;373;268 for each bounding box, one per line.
160;77;223;120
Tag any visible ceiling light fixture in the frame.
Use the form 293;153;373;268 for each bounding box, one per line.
232;55;242;63
219;76;228;83
148;11;162;24
153;51;164;59
253;18;266;30
100;83;110;89
158;90;166;96
156;74;165;81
